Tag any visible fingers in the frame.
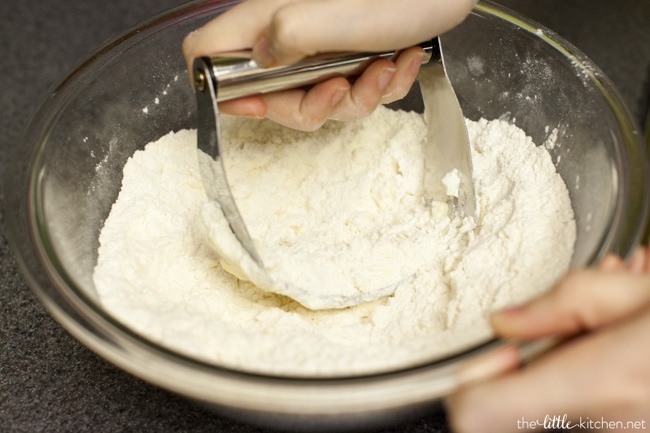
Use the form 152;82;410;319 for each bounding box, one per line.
447;309;650;433
490;267;650;340
262;77;351;131
600;247;650;273
218;96;268;119
218;47;425;131
261;56;400;129
380;47;427;103
329;47;424;121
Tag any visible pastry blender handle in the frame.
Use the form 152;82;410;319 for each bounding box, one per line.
192;39;436;102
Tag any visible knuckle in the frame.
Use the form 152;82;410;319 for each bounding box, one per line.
269;5;309;57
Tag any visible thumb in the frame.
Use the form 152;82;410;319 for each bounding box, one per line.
182;0;297;75
252;0;476;66
491;266;650;340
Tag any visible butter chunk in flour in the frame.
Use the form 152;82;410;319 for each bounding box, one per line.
93;106;576;377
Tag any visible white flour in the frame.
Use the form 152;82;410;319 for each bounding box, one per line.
93;107;576;376
201;109;467;310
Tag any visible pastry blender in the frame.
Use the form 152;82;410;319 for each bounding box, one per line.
192;37;475;308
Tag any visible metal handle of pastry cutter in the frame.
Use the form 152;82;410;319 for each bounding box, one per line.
194;40;435;101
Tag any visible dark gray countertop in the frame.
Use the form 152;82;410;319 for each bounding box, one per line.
2;1;649;432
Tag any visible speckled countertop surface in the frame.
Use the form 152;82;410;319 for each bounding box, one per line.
1;1;649;432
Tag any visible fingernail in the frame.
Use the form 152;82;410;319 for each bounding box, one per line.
377;67;396;91
490;305;527;336
629;247;647;274
182;29;198;54
242;110;266;119
599;253;624;271
331;86;349;107
410;51;426;75
494;304;526;316
253;37;276;67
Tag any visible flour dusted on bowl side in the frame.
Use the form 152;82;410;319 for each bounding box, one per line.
93;106;576;376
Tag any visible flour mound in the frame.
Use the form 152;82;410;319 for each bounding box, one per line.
93;107;575;377
203;109;464;309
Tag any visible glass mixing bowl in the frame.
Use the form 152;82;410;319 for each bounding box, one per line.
5;0;649;430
